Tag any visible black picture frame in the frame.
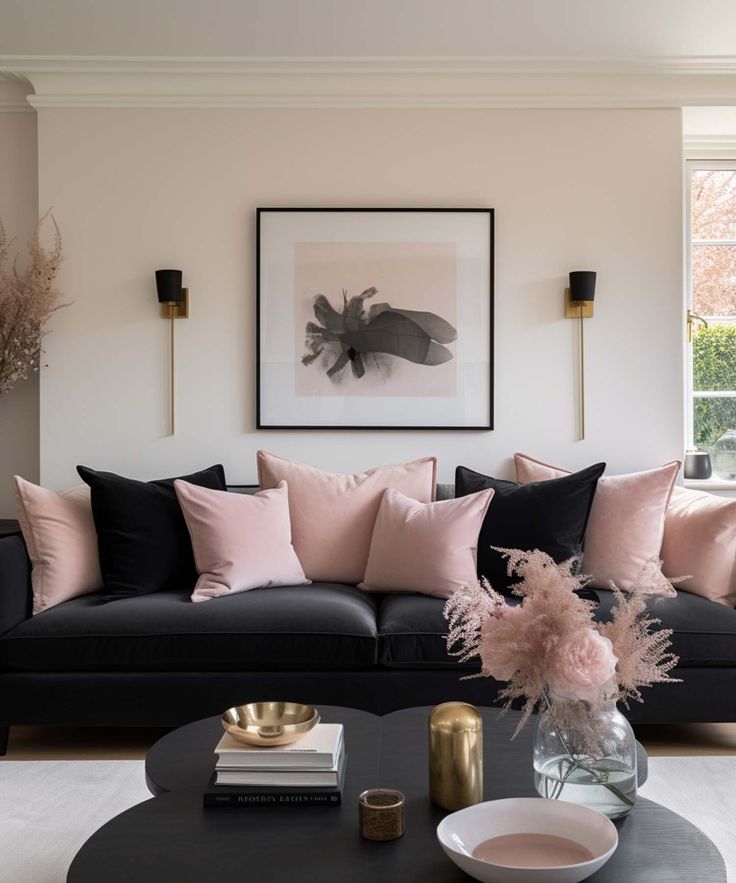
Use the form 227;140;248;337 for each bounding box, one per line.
256;207;494;430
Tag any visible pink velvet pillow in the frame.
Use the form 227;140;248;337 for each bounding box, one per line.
513;454;680;592
661;487;736;607
359;487;494;599
14;476;102;614
175;480;309;602
257;451;437;584
514;453;571;483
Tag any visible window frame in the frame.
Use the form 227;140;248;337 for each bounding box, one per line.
685;158;736;450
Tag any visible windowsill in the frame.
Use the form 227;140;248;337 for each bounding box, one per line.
684;477;736;491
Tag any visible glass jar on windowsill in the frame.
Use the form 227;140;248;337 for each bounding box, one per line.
712;429;736;481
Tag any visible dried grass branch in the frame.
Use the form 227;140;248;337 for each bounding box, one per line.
0;212;65;396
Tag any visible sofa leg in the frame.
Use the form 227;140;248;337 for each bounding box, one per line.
0;727;9;756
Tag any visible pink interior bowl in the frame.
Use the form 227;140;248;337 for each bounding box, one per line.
437;797;618;883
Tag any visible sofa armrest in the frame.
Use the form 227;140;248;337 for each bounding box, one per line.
0;534;32;635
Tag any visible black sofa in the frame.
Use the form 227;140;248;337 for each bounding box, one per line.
1;484;735;754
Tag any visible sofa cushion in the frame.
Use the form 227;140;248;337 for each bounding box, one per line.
455;463;605;592
360;487;494;599
0;583;378;672
175;480;309;602
256;451;437;584
14;477;102;614
661;486;736;608
378;588;736;670
378;593;483;669
513;454;681;594
77;463;228;598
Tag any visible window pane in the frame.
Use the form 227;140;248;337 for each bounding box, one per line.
691;169;736;241
693;322;736;390
694;397;736;448
692;244;736;316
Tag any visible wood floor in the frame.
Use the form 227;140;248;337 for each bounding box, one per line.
3;722;736;760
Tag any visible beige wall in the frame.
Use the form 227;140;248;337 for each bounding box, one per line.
35;107;684;487
0;110;38;516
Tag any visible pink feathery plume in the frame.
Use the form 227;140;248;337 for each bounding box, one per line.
444;547;681;734
445;548;597;734
597;587;680;705
444;576;507;668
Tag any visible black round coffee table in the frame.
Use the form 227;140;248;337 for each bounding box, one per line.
67;705;725;882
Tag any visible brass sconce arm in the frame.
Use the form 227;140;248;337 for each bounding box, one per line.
687;309;708;343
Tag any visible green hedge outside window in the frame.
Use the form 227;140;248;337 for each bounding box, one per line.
693;323;736;446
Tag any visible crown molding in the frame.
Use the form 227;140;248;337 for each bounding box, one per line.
2;54;736;109
4;54;736;75
20;94;736;110
0;74;34;112
0;97;33;112
684;133;736;159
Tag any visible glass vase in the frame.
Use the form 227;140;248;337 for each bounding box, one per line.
712;429;736;481
533;693;637;819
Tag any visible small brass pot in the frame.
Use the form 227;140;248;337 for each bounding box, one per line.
222;701;320;747
429;702;483;811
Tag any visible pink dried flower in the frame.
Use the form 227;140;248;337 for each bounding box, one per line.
494;547;585;600
597;587;680;705
478;604;527;681
444;575;507;666
444;547;680;730
445;548;598;730
547;629;617;703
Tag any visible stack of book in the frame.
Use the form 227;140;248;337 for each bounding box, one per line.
204;723;345;807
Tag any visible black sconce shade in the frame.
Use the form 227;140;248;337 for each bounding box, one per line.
569;270;596;303
155;269;184;304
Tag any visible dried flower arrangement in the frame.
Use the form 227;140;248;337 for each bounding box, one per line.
444;548;681;730
0;212;63;397
444;548;682;812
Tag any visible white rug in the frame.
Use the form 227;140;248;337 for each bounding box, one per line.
0;757;733;882
639;756;736;880
0;761;150;883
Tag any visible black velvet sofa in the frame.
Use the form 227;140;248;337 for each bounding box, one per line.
1;485;735;754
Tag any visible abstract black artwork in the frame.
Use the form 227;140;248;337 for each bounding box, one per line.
257;208;493;429
302;286;458;383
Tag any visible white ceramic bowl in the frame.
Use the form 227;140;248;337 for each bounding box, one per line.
437;797;618;883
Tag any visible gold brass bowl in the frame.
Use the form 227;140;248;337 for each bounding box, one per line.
222;702;320;747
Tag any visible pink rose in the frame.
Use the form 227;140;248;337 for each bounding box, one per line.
547;629;617;703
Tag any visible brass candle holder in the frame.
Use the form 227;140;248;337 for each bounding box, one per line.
429;702;483;811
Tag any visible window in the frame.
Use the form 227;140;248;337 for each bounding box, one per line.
686;161;736;456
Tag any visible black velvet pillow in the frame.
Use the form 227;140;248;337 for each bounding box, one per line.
455;462;605;592
77;464;227;597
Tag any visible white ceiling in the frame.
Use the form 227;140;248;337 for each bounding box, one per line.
1;0;736;59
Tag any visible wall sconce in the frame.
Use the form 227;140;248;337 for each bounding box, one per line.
565;270;596;441
155;269;189;435
686;309;708;342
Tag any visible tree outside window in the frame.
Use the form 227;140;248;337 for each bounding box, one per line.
690;166;736;449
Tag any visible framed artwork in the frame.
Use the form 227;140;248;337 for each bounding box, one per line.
256;208;494;429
